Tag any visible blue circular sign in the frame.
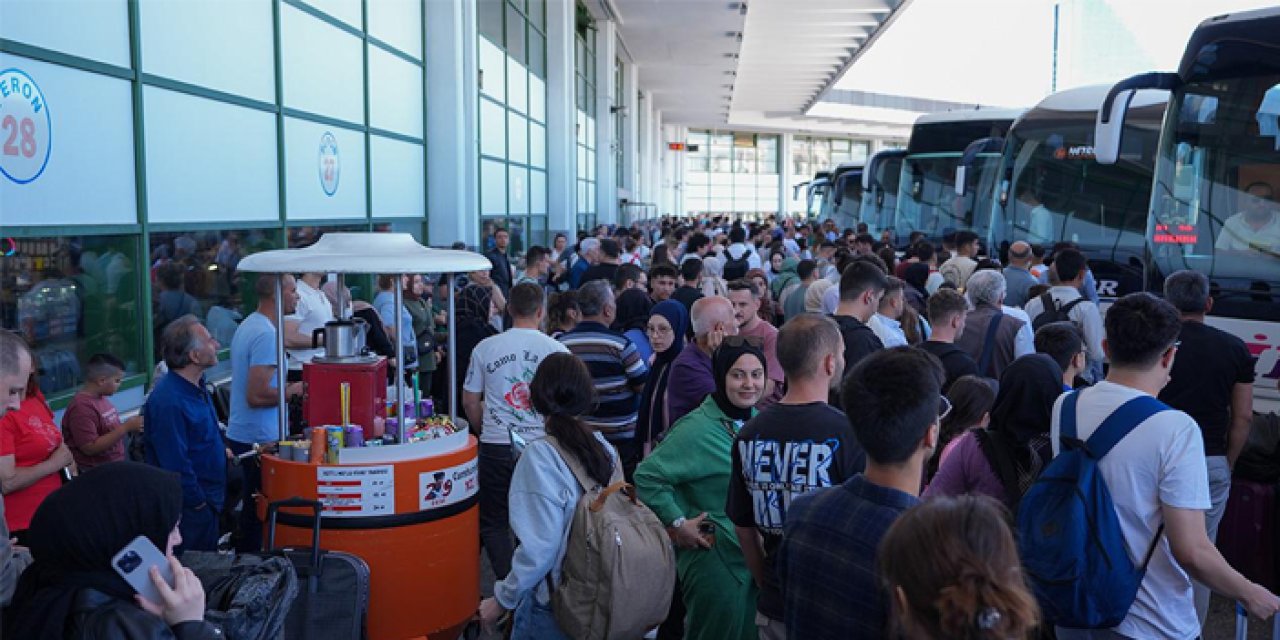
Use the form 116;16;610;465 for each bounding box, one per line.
0;68;52;185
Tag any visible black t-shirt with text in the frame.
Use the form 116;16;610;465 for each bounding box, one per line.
1159;320;1255;456
726;401;866;620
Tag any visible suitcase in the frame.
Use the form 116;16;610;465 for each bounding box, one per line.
266;498;371;640
1216;478;1277;592
184;551;299;640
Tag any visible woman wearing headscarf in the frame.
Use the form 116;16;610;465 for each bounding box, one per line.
925;354;1064;509
613;288;655;363
699;256;728;298
5;462;221;639
634;339;766;640
453;284;500;414
768;257;799;303
637;301;688;450
803;279;835;314
902;262;931;316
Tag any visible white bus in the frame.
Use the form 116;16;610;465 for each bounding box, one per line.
819;163;865;230
987;84;1167;299
891;108;1024;247
1096;7;1280;410
861;149;906;235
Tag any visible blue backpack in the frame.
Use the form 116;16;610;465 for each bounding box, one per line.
1016;390;1168;629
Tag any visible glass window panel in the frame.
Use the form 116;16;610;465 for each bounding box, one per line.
587;183;595;213
577;180;588;214
586;149;595;181
481;158;507;215
528;0;546;32
507;111;528;166
709;197;735;211
530;169;547;215
528;75;546;123
480;98;506;158
686;171;710;185
506;54;527;114
508;165;529;215
734;147;755;173
710;173;734;186
528;215;547;249
529;30;546;80
479;37;506;101
504;3;526;65
577;144;587;180
530;122;546;169
4;234;144;397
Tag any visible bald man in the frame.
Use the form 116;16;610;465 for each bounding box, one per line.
1003;240;1039;308
0;332;34;606
664;296;740;429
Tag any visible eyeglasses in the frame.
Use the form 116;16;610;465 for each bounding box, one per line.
721;335;764;348
938;395;953;422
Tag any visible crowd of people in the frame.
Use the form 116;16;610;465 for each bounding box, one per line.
0;212;1278;638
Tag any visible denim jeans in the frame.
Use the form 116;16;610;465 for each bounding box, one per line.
510;593;569;640
176;502;220;554
479;442;516;580
1195;455;1232;625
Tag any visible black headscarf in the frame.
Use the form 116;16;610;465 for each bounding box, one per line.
711;339;767;422
637;301;690;444
613;288;654;333
904;262;931;297
6;462;183;639
978;354;1065;506
457;284;493;326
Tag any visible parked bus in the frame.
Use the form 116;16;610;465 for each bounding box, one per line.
987;84;1167;299
799;170;831;219
819;163;864;230
1096;6;1280;409
861;149;906;235
891;108;1023;247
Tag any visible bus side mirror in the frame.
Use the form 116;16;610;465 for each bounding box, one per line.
1096;72;1179;164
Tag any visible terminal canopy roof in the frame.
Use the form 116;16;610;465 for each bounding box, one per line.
236;233;492;275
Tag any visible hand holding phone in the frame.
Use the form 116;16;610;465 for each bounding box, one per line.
112;535;173;606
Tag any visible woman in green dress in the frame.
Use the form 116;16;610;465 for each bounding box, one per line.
635;337;766;640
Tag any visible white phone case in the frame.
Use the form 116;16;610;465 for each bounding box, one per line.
110;535;174;605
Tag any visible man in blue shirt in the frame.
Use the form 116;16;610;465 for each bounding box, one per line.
228;274;301;552
778;347;944;640
144;315;227;552
567;238;599;290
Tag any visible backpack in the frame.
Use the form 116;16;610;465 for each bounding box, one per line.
1030;291;1085;331
723;249;751;281
545;436;676;639
1017;391;1168;629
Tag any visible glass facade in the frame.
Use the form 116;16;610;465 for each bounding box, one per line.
684;131;780;218
574;4;597;232
0;0;427;406
478;0;548;252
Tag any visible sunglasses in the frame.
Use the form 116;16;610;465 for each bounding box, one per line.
721;335;764;348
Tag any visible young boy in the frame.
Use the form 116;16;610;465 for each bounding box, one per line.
62;354;142;471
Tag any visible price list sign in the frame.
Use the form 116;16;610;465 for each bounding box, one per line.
316;465;395;517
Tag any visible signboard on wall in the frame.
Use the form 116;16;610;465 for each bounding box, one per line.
319;131;339;196
0;68;52;185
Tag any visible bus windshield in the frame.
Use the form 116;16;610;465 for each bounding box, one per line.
996;103;1162;295
1151;74;1280;322
825;169;864;229
893;117;1015;245
861;155;903;235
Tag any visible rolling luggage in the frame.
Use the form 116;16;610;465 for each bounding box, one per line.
266;498;371;640
1216;478;1277;592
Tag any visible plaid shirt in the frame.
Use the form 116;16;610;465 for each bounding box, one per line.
778;474;919;640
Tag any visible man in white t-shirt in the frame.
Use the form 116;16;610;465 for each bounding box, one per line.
286;272;334;363
1215;181;1280;254
462;282;568;581
1050;293;1279;640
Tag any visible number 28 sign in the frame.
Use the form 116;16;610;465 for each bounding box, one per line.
0;69;51;185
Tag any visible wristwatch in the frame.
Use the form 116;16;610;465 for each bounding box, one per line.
670;516;687;529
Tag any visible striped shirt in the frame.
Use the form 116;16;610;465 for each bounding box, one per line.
557;321;649;441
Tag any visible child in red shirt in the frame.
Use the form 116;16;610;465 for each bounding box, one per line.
62;353;143;471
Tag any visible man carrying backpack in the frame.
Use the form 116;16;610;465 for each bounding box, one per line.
1025;293;1279;639
723;227;759;282
1024;249;1104;383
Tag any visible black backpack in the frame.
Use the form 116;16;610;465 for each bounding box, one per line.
723;250;751;281
1030;292;1085;331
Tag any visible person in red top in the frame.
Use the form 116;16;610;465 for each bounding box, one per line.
0;366;73;543
61;353;143;471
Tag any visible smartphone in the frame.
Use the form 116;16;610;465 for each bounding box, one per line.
111;535;174;604
698;521;716;546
